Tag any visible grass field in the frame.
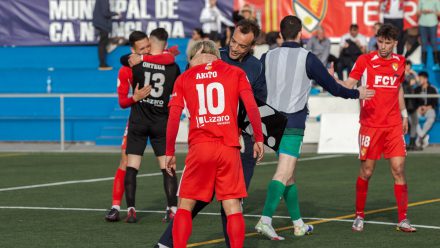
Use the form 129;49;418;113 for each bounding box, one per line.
0;152;439;248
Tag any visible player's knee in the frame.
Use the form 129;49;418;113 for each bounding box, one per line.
221;199;241;215
391;166;405;179
360;168;374;179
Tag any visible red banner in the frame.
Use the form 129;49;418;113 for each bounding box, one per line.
234;0;430;39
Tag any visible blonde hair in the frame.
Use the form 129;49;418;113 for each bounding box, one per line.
188;40;220;61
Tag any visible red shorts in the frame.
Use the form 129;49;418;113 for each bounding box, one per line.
121;122;129;150
178;141;247;202
358;125;406;160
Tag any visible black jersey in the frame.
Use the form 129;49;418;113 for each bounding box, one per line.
130;61;180;122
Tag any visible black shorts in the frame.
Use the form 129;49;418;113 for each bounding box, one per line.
126;119;167;156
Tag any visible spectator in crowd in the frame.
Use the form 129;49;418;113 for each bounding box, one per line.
306;26;331;66
402;27;420;59
240;4;256;22
199;0;234;37
368;22;382;52
402;60;420;150
92;0;119;70
266;31;283;50
186;28;204;61
414;71;438;149
337;24;367;80
417;0;440;68
221;26;234;48
253;32;269;59
380;0;405;54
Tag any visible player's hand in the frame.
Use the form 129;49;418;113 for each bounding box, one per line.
357;86;375;100
165;155;176;176
327;62;335;76
190;54;218;67
253;142;264;163
133;84;152;102
128;54;142;67
402;117;408;135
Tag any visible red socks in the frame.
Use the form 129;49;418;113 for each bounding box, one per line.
173;209;192;248
111;168;126;206
227;213;245;248
355;177;369;218
356;177;408;222
394;184;408;222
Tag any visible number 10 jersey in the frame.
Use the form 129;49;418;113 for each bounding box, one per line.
169;60;254;148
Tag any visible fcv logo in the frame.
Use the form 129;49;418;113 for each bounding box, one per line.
293;0;328;32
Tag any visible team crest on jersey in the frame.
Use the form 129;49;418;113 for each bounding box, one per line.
293;0;328;32
392;62;399;71
205;63;212;71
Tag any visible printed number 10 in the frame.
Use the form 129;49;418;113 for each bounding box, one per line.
196;83;225;115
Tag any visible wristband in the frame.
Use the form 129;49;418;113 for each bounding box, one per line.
401;109;408;118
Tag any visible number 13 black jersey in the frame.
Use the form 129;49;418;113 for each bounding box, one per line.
130;62;181;122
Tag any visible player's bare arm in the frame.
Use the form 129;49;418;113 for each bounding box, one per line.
399;85;408;134
335;76;375;100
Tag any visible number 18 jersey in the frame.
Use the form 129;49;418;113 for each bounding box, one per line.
349;52;405;128
169;60;253;147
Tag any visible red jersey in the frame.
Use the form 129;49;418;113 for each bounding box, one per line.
168;60;262;149
349;52;405;128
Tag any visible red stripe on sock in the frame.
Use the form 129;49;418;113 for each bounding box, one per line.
394;184;408;222
111;168;126;206
172;209;192;248
227;213;245;248
355;177;369;218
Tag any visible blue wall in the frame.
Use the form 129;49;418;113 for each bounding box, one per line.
0;39;188;144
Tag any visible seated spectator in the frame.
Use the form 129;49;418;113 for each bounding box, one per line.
336;24;367;80
417;0;440;68
403;60;420;150
414;71;438;149
186;28;204;60
306;26;331;66
367;22;382;52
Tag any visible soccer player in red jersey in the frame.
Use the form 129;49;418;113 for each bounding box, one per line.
165;40;264;248
105;30;178;222
338;23;416;232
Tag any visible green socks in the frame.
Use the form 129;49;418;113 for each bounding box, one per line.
284;184;302;221
262;180;286;217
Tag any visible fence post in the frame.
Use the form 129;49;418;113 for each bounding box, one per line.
60;95;65;151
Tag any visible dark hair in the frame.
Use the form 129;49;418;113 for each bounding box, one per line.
129;31;148;47
280;15;302;40
150;28;168;42
236;19;261;43
376;23;399;41
418;71;429;78
405;60;412;66
350;24;359;30
193;28;204;37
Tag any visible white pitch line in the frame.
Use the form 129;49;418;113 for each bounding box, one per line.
258;154;346;165
0;170;183;192
0;206;438;230
0;154;345;192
